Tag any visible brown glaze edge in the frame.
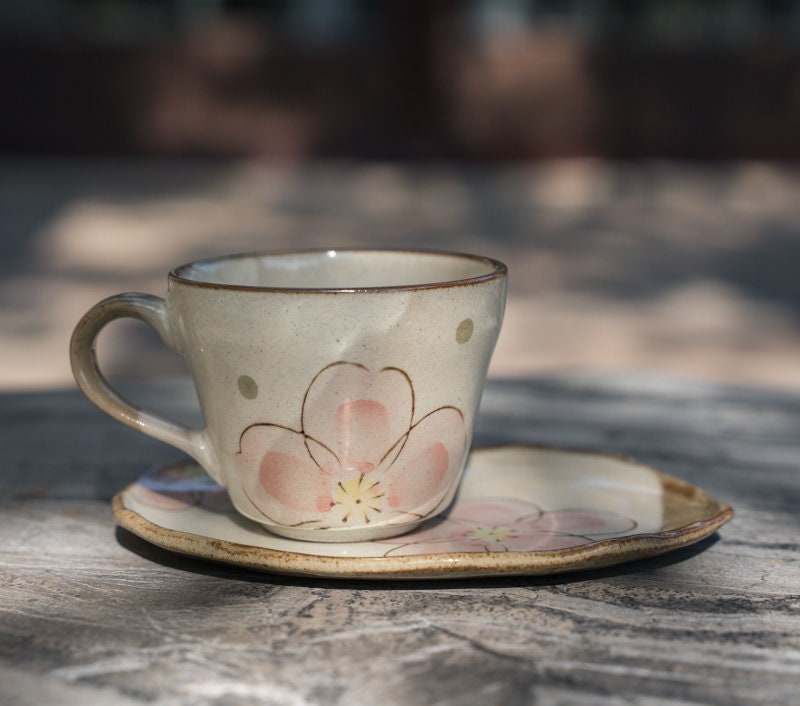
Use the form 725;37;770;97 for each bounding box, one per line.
168;248;508;294
111;446;734;581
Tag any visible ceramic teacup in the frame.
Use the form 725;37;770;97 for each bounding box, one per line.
71;249;507;541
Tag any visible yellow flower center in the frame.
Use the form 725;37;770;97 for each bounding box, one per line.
334;475;385;525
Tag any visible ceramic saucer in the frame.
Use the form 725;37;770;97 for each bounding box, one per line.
112;445;732;580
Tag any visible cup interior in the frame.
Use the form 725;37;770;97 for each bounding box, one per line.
172;250;505;290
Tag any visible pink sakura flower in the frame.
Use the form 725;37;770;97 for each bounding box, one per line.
235;362;467;529
380;498;637;555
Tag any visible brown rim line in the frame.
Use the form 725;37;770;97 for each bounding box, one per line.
169;248;508;294
111;493;733;581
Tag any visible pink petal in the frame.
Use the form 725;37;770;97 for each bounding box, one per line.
382;527;594;555
334;399;391;473
448;498;544;526
385;407;466;512
302;363;413;469
527;509;636;535
235;424;336;524
384;517;472;544
501;533;594;551
386;441;448;509
258;452;332;513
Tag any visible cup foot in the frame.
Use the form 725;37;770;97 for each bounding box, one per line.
260;520;426;543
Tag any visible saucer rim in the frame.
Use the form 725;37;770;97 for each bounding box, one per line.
112;443;733;580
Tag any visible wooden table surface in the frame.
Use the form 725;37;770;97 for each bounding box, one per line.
1;373;798;705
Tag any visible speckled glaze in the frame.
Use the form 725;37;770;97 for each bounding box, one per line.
71;250;507;541
112;445;734;580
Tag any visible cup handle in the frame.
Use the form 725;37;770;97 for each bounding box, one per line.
70;293;217;481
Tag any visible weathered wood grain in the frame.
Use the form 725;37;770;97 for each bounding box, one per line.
1;375;798;705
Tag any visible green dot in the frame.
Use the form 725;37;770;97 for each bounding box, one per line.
456;318;474;344
237;375;258;399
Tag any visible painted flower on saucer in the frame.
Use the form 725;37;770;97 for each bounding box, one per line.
235;361;467;530
379;498;637;555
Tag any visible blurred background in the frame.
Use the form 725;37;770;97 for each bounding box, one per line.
2;0;800;391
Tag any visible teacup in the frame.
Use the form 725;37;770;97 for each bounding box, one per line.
71;249;507;541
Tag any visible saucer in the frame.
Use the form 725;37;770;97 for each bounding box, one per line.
112;445;732;580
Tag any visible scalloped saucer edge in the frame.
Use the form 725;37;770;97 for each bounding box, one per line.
112;444;733;580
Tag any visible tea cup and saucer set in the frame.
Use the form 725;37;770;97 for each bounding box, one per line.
71;249;732;580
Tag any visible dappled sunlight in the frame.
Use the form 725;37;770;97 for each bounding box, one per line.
3;159;800;390
496;283;800;388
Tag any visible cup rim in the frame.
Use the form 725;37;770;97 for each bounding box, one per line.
169;248;508;293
